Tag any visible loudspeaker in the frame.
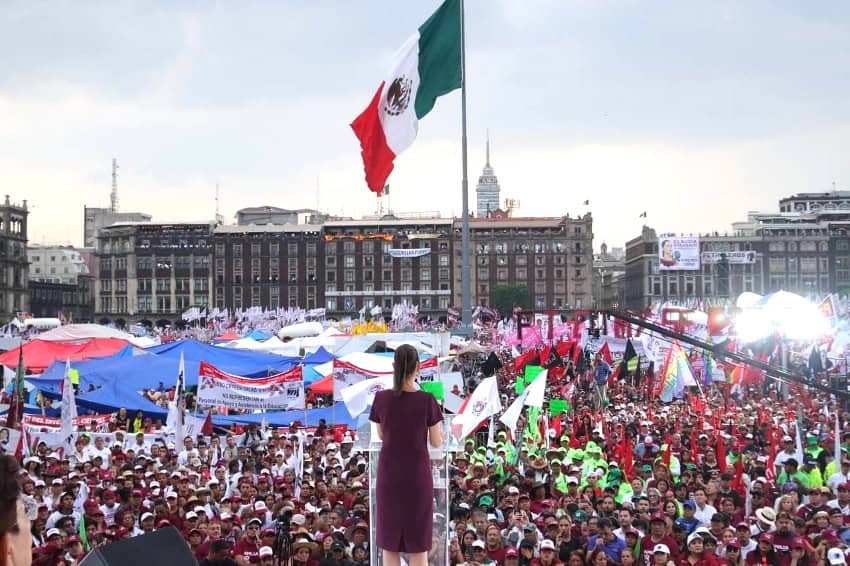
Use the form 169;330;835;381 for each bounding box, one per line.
79;527;197;566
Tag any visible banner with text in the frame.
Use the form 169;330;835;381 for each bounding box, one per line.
197;362;304;411
659;236;700;271
701;251;756;264
23;413;114;431
332;356;438;398
388;248;431;258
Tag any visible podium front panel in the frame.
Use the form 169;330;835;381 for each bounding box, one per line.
368;448;450;566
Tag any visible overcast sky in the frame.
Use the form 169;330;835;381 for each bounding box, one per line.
2;1;849;250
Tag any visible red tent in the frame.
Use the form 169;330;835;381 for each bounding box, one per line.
212;331;240;343
308;375;334;395
0;338;129;374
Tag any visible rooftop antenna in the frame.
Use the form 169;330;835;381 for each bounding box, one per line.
215;182;224;225
110;158;119;212
486;128;490;167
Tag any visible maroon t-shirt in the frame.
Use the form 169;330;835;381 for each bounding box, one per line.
232;540;259;562
641;534;681;565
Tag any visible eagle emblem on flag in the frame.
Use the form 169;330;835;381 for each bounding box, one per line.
384;76;412;116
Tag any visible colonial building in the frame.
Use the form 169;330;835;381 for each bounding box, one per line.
0;196;30;320
30;277;94;322
623;226;767;310
94;222;213;327
212;224;323;311
593;243;626;309
323;216;454;319
458;212;594;311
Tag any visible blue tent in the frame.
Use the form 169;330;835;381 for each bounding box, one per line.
211;402;357;428
303;347;333;364
246;330;271;341
27;339;301;415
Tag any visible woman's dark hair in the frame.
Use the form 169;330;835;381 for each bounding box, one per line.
0;455;21;535
392;344;419;397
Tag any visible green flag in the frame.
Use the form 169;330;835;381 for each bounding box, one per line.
420;381;444;401
550;399;569;417
78;513;89;551
524;365;544;384
515;377;525;395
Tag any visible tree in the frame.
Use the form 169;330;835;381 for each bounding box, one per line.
489;284;530;316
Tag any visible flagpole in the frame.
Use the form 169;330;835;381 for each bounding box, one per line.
459;0;472;332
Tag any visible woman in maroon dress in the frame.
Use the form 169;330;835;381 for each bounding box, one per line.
369;344;444;566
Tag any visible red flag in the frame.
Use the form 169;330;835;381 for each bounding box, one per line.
716;434;727;473
551;414;562;439
663;429;672;467
732;449;744;493
539;346;551;366
201;413;213;436
598;342;613;365
622;433;634;481
766;426;777;484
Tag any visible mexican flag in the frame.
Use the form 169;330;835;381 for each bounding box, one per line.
351;0;462;194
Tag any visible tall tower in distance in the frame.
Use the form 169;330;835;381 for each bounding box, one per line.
110;158;119;213
475;132;501;218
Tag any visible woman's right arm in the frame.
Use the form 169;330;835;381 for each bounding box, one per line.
429;423;443;448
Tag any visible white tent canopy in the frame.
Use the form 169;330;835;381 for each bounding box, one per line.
35;324;156;348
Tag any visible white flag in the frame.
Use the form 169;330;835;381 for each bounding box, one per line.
499;370;548;436
836;413;842;473
60;359;77;449
340;374;395;417
167;353;186;442
453;377;502;441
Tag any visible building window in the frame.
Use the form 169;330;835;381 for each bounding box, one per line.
327;298;337;310
383;269;393;281
363;241;374;254
345;270;355;282
401;268;412;281
193;256;209;269
364;270;374;281
420;268;430;281
439;254;449;267
497;269;508;281
232;244;242;256
344;256;355;268
439;268;450;280
156;279;171;292
137;257;152;270
157;296;171;313
116;279;127;293
251;243;262;256
668;279;678;295
194;278;208;292
516;267;527;280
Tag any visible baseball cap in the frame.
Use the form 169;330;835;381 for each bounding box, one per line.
259;546;274;558
46;528;62;539
828;548;847;566
471;540;486;549
653;544;670;554
540;539;556;551
505;547;518;558
140;512;154;522
650;512;666;523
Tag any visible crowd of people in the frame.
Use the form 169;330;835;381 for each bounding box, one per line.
3;332;850;566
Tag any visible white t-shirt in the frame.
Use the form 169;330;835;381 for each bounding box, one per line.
86;445;111;469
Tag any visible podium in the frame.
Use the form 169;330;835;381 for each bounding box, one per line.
354;414;462;566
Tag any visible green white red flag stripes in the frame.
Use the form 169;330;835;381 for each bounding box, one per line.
351;0;462;194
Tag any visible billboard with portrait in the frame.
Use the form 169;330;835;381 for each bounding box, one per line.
658;237;700;271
